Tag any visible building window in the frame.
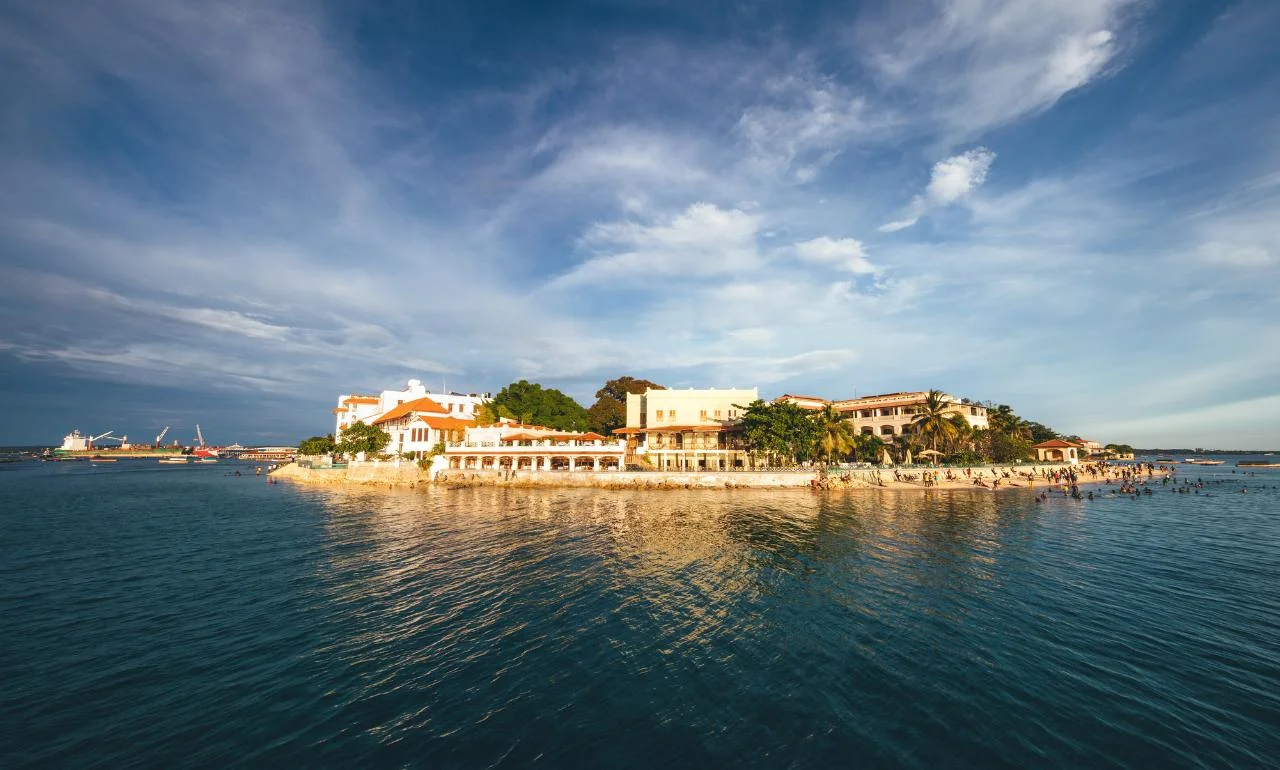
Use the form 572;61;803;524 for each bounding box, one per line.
656;410;664;421
881;425;895;435
714;410;722;418
700;410;707;421
669;410;676;420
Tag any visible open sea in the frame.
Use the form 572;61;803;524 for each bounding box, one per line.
1;458;1278;768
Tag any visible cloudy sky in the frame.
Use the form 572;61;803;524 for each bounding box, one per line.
1;0;1277;448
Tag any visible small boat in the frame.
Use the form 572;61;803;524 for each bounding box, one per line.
1156;457;1175;462
159;457;190;464
1184;458;1224;466
1238;461;1280;467
89;457;118;463
196;458;218;464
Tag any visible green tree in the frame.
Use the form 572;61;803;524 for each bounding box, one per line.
737;400;822;466
298;434;335;455
474;402;516;426
909;389;961;452
586;376;665;435
595;376;665;403
336;421;389;457
491;380;589;432
586;397;626;435
853;432;886;463
814;403;856;464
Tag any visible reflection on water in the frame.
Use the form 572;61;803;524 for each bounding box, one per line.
4;463;1278;768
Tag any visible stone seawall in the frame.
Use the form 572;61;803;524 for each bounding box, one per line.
273;462;430;487
273;462;828;489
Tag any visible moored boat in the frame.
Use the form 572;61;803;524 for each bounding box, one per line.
158;457;190;464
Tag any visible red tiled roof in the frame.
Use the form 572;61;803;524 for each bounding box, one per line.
372;396;449;425
421;415;473;431
1033;439;1082;448
342;395;380;405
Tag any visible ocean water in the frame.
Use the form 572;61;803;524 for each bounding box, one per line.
1;459;1277;768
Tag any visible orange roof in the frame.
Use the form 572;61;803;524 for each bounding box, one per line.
342;395;380;405
499;432;545;442
777;394;830;403
1033;439;1083;448
421;415;473;431
331;407;345;415
372;396;449;425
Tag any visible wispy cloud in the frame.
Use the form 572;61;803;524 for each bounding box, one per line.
880;148;996;231
1;0;1278;447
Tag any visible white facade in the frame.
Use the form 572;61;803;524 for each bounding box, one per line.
443;420;626;471
334;379;490;442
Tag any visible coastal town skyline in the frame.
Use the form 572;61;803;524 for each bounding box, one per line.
1;1;1277;447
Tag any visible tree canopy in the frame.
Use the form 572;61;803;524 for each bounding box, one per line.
491;380;589;432
336;421;389;457
586;375;665;435
737;400;822;466
298;434;335;455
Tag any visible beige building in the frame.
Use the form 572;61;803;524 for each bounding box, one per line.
1033;439;1083;464
616;387;758;470
775;391;990;438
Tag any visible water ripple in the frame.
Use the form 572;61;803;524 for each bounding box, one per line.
1;464;1278;767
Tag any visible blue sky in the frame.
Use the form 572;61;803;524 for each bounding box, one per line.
1;0;1278;448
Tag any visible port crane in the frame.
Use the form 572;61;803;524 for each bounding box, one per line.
194;424;206;448
155;426;170;448
88;431;114;449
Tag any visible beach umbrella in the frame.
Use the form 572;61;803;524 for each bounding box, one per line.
881;448;893;466
904;449;913;465
918;448;942;465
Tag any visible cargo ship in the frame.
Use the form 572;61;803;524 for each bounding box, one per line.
50;429;185;458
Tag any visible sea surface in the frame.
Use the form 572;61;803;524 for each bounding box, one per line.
1;458;1278;768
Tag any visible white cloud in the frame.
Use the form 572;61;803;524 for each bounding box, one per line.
880;147;996;231
927;147;996;203
860;0;1135;138
793;237;877;274
736;69;885;182
552;203;760;287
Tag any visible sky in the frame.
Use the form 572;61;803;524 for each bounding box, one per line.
1;0;1278;449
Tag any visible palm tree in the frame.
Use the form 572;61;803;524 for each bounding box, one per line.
853;432;885;463
945;414;973;453
910;389;962;452
814;403;856;465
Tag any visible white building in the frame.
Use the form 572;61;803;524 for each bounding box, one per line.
371;396;474;458
443;420;626;471
333;379;490;445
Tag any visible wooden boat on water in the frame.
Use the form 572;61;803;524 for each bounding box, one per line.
89;457;118;463
1238;461;1280;467
1184;458;1224;465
